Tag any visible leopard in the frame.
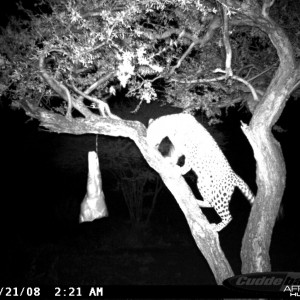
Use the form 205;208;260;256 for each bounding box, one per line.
146;113;255;232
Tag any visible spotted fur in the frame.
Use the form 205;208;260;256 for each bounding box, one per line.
147;113;254;231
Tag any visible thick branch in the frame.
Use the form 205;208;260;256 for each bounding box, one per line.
215;0;300;274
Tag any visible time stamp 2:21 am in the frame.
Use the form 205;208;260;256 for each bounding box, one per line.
0;286;104;297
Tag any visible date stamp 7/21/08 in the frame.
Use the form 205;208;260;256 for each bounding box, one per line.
0;286;104;298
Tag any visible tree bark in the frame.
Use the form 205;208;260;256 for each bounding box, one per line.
241;66;299;273
217;0;300;274
239;20;300;273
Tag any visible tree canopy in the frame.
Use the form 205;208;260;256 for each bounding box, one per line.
1;0;298;123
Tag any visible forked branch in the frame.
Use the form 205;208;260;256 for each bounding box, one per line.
39;49;73;120
70;82;120;119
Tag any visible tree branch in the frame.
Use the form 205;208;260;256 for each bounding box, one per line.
221;4;233;78
262;0;275;20
76;71;116;103
170;42;196;75
214;68;259;101
70;81;120;119
39;49;73;120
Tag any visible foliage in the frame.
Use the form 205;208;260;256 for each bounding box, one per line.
1;0;297;121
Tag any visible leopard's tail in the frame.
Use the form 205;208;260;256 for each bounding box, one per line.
235;174;255;205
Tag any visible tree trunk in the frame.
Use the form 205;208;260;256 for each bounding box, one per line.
224;0;300;273
241;64;299;273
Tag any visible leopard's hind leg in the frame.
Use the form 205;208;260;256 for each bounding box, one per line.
199;180;234;232
211;182;235;231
